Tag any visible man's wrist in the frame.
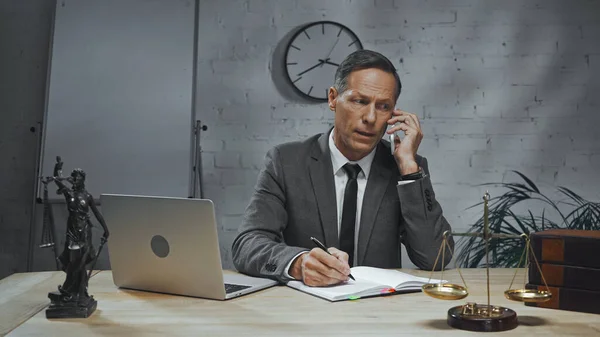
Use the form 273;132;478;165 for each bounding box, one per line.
398;158;419;175
401;168;425;181
289;252;307;281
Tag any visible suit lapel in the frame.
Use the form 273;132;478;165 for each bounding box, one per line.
357;142;394;265
308;131;339;248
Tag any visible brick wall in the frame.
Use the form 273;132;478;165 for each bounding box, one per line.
1;0;599;278
195;0;600;268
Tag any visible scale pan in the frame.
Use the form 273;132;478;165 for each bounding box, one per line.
422;283;468;300
504;289;552;303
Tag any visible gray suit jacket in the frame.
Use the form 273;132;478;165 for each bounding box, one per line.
232;130;454;283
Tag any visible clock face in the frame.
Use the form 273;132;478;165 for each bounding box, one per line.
285;21;363;102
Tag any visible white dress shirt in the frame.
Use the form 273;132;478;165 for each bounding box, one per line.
284;129;416;278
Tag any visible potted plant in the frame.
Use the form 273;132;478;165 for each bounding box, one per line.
456;171;600;268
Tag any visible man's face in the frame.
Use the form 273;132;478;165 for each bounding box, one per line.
328;68;396;161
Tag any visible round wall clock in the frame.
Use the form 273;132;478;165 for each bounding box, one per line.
284;21;363;102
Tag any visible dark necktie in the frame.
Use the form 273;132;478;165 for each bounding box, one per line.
340;163;361;267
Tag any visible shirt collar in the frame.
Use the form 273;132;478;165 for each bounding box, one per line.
328;128;376;179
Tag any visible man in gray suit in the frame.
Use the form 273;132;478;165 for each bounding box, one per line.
232;50;453;286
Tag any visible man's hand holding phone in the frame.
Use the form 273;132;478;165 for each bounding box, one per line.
386;109;423;175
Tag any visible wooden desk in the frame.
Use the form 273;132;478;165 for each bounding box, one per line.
2;269;599;336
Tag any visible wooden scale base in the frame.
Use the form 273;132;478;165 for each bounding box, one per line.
447;303;518;332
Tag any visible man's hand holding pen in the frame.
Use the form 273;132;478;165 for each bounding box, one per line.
289;246;352;287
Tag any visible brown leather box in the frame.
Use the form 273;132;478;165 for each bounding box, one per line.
525;284;600;315
529;262;600;292
530;229;600;269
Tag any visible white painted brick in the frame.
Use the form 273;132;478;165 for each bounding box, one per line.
503;40;558;55
396;0;473;8
472;105;505;118
296;120;334;137
241;152;268;170
296;0;350;11
220;215;243;231
401;68;453;88
218;11;273;29
537;117;597;139
504;66;549;86
533;166;560;186
535;54;585;71
358;26;407;42
219;169;260;186
218;104;273;122
225;139;273;152
437;136;487;151
451;69;505;89
201;168;221;187
487;135;529;151
483;118;541;135
245;87;287;106
591;154;600;169
215;152;241;168
402;56;456;71
247;0;297;13
197;28;244;60
402;10;457;25
470;151;523;169
556;167;600;197
374;0;395;9
272;103;325;120
472;24;519;41
246;119;298;140
201;152;216;169
430;119;486;136
565;152;592;168
527;103;580;118
197;82;247;106
209;123;248;141
521;134;574;151
218;168;245;186
521;150;565;167
572;136;600;151
424;104;476;119
199;139;224;152
482;86;536;107
404;85;459;107
241;26;282;48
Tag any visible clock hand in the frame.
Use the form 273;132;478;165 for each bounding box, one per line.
318;59;339;67
321;37;340;67
297;60;325;77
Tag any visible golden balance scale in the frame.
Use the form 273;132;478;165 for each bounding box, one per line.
422;192;553;332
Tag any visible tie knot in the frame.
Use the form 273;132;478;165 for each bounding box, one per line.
342;163;361;180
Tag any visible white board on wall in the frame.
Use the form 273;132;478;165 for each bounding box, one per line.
39;0;196;200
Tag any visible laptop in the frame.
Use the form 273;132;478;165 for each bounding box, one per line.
100;194;278;300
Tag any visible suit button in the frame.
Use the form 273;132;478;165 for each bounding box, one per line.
425;189;433;211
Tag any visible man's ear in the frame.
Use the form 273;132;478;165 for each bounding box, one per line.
327;87;338;111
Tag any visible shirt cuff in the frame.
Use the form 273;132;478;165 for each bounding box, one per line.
397;180;416;186
284;251;308;279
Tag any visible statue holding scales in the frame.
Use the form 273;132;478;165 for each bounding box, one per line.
41;156;110;318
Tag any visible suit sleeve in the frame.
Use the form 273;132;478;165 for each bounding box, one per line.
397;156;454;271
231;146;307;283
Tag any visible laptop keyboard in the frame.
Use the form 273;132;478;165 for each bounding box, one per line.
224;283;251;294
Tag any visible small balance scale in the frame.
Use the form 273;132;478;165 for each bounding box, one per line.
422;192;553;332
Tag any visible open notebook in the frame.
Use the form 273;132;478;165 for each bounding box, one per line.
286;266;446;302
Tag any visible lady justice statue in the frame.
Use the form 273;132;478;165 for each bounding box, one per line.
41;156;109;318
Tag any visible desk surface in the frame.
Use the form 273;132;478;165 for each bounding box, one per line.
2;268;599;336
